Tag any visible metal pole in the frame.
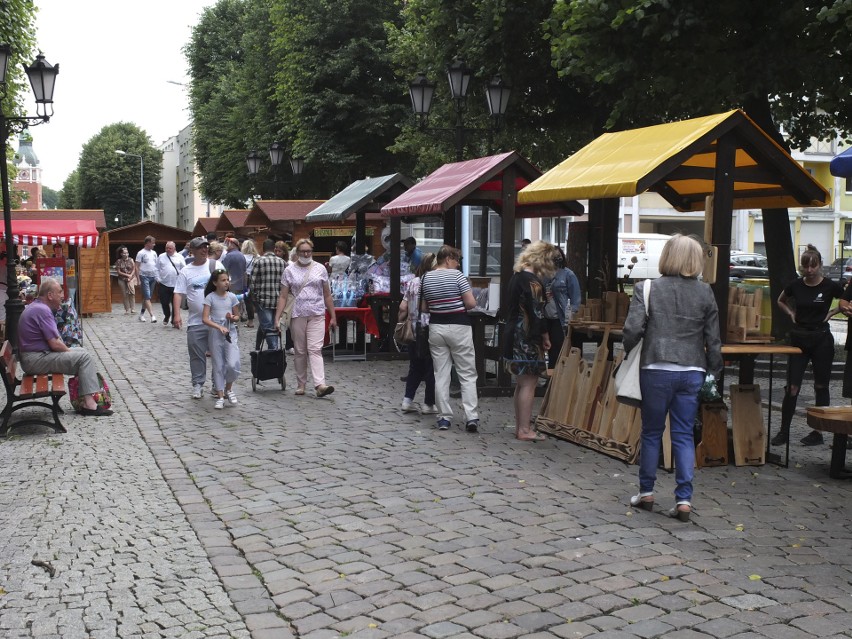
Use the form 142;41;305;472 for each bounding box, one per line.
1;112;24;349
139;154;144;222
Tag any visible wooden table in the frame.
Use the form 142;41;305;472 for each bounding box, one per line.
721;344;802;467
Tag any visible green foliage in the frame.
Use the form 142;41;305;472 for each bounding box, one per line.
0;0;38;117
387;0;594;175
76;123;162;229
41;185;58;209
58;170;79;209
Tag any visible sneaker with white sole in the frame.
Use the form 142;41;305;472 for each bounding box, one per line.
151;316;158;323
139;314;147;322
401;398;418;413
214;397;225;410
226;391;238;406
437;418;451;431
192;384;203;399
421;404;439;415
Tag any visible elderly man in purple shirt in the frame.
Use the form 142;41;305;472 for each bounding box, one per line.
18;279;113;416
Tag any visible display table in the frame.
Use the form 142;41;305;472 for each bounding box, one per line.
325;307;380;361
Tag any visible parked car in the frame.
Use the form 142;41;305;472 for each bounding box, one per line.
825;257;852;284
729;252;769;280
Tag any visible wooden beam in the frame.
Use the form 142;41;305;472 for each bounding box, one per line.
711;132;736;340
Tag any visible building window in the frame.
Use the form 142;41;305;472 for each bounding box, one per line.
846;176;852;194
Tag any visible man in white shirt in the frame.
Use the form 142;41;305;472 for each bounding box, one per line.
156;241;186;328
135;235;159;323
172;238;224;399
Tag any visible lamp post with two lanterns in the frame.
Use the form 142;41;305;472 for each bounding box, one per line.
0;45;59;348
408;59;511;254
246;142;304;199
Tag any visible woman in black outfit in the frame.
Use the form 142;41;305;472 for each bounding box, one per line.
774;245;844;446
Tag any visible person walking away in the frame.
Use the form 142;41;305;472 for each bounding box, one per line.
504;241;561;441
274;238;337;397
156;241;185;328
399;253;438;414
203;269;241;409
135;235;159;322
114;245;137;315
241;239;259;328
222;238;247;321
622;234;722;522
420;244;479;432
329;240;351;278
250;239;287;349
773;244;844;447
172;238;224;399
402;236;423;274
543;247;581;365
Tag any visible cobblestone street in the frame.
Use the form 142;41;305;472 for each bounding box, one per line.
2;308;852;638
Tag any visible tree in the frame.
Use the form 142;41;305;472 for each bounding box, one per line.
386;0;595;177
270;0;414;195
58;170;80;209
545;0;852;334
77;123;162;229
42;186;58;209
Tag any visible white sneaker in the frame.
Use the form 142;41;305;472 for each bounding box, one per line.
226;391;238;406
151;316;158;323
192;384;203;399
401;398;417;413
139;314;147;322
214;397;225;410
421;404;439;415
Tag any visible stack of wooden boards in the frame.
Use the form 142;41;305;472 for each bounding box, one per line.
571;292;630;330
535;333;643;463
727;285;772;343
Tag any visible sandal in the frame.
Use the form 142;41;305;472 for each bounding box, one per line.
295;388;305;396
667;501;691;522
629;493;654;511
517;432;547;442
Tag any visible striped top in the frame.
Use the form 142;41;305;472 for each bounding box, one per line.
421;269;472;325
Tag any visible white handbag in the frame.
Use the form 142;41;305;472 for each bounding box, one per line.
615;280;651;406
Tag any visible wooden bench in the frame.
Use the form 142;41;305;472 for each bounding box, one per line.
0;341;67;436
806;406;852;479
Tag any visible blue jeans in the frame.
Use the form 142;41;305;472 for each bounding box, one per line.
254;302;279;350
638;369;703;502
139;275;157;301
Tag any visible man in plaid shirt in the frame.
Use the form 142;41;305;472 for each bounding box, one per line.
249;238;287;349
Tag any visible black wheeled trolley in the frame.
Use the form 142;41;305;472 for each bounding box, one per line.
250;329;286;392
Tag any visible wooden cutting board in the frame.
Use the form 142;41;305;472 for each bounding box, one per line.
730;384;765;466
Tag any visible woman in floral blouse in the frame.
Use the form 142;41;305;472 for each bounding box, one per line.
114;245;137;315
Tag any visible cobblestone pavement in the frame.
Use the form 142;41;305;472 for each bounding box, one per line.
2;307;852;638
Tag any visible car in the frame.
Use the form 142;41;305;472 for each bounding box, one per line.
729;252;769;280
825;257;852;284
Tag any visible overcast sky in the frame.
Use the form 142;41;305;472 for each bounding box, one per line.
24;0;214;189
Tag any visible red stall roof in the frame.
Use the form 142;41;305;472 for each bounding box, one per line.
381;151;583;219
1;219;100;247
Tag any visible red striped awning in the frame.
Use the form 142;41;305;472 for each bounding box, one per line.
0;220;100;248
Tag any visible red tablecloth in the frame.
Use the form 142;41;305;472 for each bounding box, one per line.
326;307;380;338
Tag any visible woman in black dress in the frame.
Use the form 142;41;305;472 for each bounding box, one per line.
503;241;560;441
774;245;845;446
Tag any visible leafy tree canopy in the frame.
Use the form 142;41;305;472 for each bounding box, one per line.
42;185;58;209
77;123;162;229
58;170;79;210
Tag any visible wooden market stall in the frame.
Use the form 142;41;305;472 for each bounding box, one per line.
381;151;583;394
192;216;220;240
517;109;832;463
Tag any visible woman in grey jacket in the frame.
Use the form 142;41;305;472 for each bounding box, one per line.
622;235;723;522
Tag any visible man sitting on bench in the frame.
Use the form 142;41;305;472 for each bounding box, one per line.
17;279;113;416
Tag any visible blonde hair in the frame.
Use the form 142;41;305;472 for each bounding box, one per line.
242;239;259;257
208;241;224;258
514;241;560;279
294;238;314;251
658;234;704;277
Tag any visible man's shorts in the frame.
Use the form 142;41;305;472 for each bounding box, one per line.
139;275;157;300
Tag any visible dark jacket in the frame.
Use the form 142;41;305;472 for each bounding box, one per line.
622;276;723;378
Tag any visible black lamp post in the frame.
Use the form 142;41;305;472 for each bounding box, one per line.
409;60;511;246
0;46;59;350
246;142;304;199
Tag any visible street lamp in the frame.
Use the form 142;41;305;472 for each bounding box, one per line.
408;59;511;245
246;142;304;199
0;45;59;349
115;149;144;222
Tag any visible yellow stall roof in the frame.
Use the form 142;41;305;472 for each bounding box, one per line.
518;109;830;212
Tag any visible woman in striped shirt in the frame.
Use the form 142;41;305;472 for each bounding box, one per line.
420;245;479;432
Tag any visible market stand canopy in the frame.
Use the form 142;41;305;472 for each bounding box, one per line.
0;220;100;247
517;109;830;211
830;146;852;178
306;173;414;223
381;151;584;219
